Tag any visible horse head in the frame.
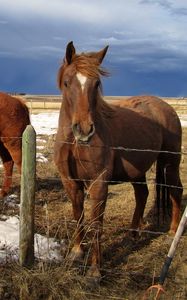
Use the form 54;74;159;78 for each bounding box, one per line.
58;41;109;143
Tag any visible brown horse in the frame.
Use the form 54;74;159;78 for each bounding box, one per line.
54;41;183;280
0;92;30;197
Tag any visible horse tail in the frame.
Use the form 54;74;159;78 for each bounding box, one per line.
155;160;170;225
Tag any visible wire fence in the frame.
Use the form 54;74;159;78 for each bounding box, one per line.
0;138;186;191
0;102;187;231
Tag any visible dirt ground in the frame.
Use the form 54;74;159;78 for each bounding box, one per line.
0;112;187;300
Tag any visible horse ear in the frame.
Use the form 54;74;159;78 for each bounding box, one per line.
93;45;109;64
66;41;76;65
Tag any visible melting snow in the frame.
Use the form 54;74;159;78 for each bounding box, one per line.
31;112;59;135
0;216;64;263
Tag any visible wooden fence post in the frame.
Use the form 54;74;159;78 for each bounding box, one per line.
19;125;36;267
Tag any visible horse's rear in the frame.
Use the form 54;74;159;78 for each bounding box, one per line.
111;95;183;233
0;92;30;197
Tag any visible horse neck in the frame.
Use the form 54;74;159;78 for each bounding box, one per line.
96;95;115;123
59;93;114;131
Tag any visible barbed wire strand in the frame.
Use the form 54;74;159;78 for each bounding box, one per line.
2;132;187;156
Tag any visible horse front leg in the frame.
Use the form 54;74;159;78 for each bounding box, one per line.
1;160;14;198
63;179;85;261
87;182;108;281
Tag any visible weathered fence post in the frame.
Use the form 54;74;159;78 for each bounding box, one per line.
19;125;36;267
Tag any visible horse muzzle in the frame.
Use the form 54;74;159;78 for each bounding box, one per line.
72;123;95;143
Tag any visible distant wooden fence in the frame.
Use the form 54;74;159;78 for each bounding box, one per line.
15;94;187;114
19;125;36;267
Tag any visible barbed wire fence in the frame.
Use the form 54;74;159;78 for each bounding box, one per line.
0;98;187;299
1;100;187;232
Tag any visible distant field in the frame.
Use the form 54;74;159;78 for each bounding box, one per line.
14;94;187;114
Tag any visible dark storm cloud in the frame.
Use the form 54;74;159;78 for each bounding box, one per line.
0;0;187;96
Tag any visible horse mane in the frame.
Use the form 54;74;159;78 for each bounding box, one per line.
72;54;109;78
96;94;115;121
57;53;109;89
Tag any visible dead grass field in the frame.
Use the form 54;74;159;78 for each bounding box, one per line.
0;103;187;300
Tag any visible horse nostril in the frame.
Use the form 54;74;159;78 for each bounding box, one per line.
89;124;95;136
72;122;95;142
72;123;81;136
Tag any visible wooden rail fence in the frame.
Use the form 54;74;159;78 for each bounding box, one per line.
13;94;187;113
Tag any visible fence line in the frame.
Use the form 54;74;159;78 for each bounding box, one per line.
3;98;186;297
17;95;187;111
34;215;184;238
1;174;186;191
1;134;187;156
36;176;187;190
53;139;185;155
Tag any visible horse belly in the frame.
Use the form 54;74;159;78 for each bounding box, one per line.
112;150;158;182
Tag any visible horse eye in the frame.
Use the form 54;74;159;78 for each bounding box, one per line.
64;80;68;87
95;80;100;88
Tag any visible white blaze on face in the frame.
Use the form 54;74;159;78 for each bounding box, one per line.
76;72;87;91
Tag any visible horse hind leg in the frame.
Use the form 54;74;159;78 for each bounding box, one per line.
156;160;169;225
130;176;149;234
5;146;22;174
166;166;183;234
0;142;14;198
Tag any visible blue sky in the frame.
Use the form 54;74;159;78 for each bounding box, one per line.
0;0;187;96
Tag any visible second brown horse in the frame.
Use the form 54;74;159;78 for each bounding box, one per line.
0;92;30;197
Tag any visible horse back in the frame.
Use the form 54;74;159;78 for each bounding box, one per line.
108;95;182;179
110;95;182;151
0;92;30;137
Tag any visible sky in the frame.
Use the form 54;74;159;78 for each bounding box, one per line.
1;111;187;263
0;0;187;96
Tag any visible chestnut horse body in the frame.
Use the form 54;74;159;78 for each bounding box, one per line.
0;92;30;197
54;42;183;280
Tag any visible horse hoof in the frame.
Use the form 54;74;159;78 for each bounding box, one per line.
0;190;7;199
87;265;101;277
168;229;176;236
85;275;101;291
125;229;140;240
85;265;101;290
68;247;84;263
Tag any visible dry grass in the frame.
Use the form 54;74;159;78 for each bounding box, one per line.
0;112;187;300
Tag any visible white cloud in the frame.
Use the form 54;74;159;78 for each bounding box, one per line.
0;0;109;24
0;0;186;26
